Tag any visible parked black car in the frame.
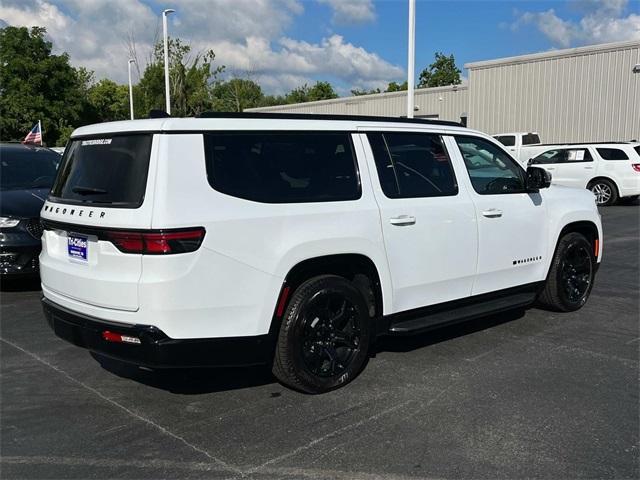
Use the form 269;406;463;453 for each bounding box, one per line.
0;143;61;276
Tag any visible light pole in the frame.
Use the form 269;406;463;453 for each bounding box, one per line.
162;8;175;114
406;0;416;118
128;59;136;120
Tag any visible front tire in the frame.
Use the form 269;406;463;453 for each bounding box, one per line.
272;275;371;394
588;178;618;206
538;232;596;312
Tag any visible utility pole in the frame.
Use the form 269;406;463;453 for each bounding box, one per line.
162;8;175;114
407;0;416;118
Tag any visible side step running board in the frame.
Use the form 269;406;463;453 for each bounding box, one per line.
388;291;537;335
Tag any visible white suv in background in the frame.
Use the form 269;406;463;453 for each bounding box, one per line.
40;113;603;393
529;142;640;206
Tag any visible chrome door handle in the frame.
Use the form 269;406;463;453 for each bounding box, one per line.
546;167;556;170
584;166;594;169
390;215;416;226
482;209;503;218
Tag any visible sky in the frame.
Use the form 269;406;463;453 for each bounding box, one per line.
2;0;639;96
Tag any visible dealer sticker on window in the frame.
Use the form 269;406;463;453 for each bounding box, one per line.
68;233;88;261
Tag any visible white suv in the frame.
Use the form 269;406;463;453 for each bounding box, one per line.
529;142;640;206
40;113;603;393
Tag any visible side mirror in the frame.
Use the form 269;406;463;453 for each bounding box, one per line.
526;166;551;192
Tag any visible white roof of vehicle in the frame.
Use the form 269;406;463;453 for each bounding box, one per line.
71;115;477;138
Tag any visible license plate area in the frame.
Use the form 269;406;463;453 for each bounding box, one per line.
67;233;89;262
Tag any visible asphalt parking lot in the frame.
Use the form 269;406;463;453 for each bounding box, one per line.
1;205;638;480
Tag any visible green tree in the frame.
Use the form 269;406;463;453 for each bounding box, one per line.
418;52;461;88
137;38;224;116
385;81;408;92
0;26;86;146
284;81;338;104
307;81;338;101
212;78;263;112
87;79;129;122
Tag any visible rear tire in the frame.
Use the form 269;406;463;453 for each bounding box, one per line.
272;275;371;394
538;232;595;312
588;179;618;206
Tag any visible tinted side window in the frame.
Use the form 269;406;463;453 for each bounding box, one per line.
368;132;457;198
495;135;515;147
531;148;592;164
597;148;629;160
454;136;526;194
203;132;359;203
635;146;640;157
522;134;541;145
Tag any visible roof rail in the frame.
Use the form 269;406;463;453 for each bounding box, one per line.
195;111;464;127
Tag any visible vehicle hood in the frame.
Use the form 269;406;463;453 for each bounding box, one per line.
0;188;49;218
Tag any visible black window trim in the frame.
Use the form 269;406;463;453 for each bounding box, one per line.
453;134;528;196
367;131;460;200
203;130;362;204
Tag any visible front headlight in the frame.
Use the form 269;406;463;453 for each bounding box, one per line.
0;217;20;228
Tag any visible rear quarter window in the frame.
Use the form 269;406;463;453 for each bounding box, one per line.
203;132;360;203
50;134;152;208
597;147;629;160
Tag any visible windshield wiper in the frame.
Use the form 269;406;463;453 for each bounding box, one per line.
72;186;108;195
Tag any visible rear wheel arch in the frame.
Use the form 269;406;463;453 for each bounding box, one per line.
273;254;384;324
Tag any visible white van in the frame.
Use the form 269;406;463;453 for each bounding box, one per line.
529;142;640;205
41;113;603;393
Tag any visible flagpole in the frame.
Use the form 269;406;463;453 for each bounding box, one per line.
39;120;43;146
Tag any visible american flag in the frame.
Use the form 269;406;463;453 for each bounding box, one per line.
23;122;42;145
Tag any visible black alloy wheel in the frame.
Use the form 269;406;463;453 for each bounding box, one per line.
272;275;371;393
299;290;362;378
538;232;596;312
559;241;593;304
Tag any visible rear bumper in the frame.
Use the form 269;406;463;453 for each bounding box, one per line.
42;297;274;368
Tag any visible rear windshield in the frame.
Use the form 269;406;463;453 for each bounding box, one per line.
522;134;541;145
50;134;152;208
0;147;59;191
203;132;360;203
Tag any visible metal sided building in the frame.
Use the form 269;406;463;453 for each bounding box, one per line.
248;40;640;143
465;40;640;143
247;84;469;124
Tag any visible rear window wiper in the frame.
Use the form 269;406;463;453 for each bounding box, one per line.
71;186;108;195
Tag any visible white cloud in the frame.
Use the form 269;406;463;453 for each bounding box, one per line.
515;0;640;47
0;0;401;94
317;0;376;25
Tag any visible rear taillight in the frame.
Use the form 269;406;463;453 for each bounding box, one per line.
106;228;205;254
632;164;640;172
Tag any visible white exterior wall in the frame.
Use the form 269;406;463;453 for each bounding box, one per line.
466;40;640;142
247;85;469;123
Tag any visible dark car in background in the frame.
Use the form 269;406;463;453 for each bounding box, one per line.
0;143;61;276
